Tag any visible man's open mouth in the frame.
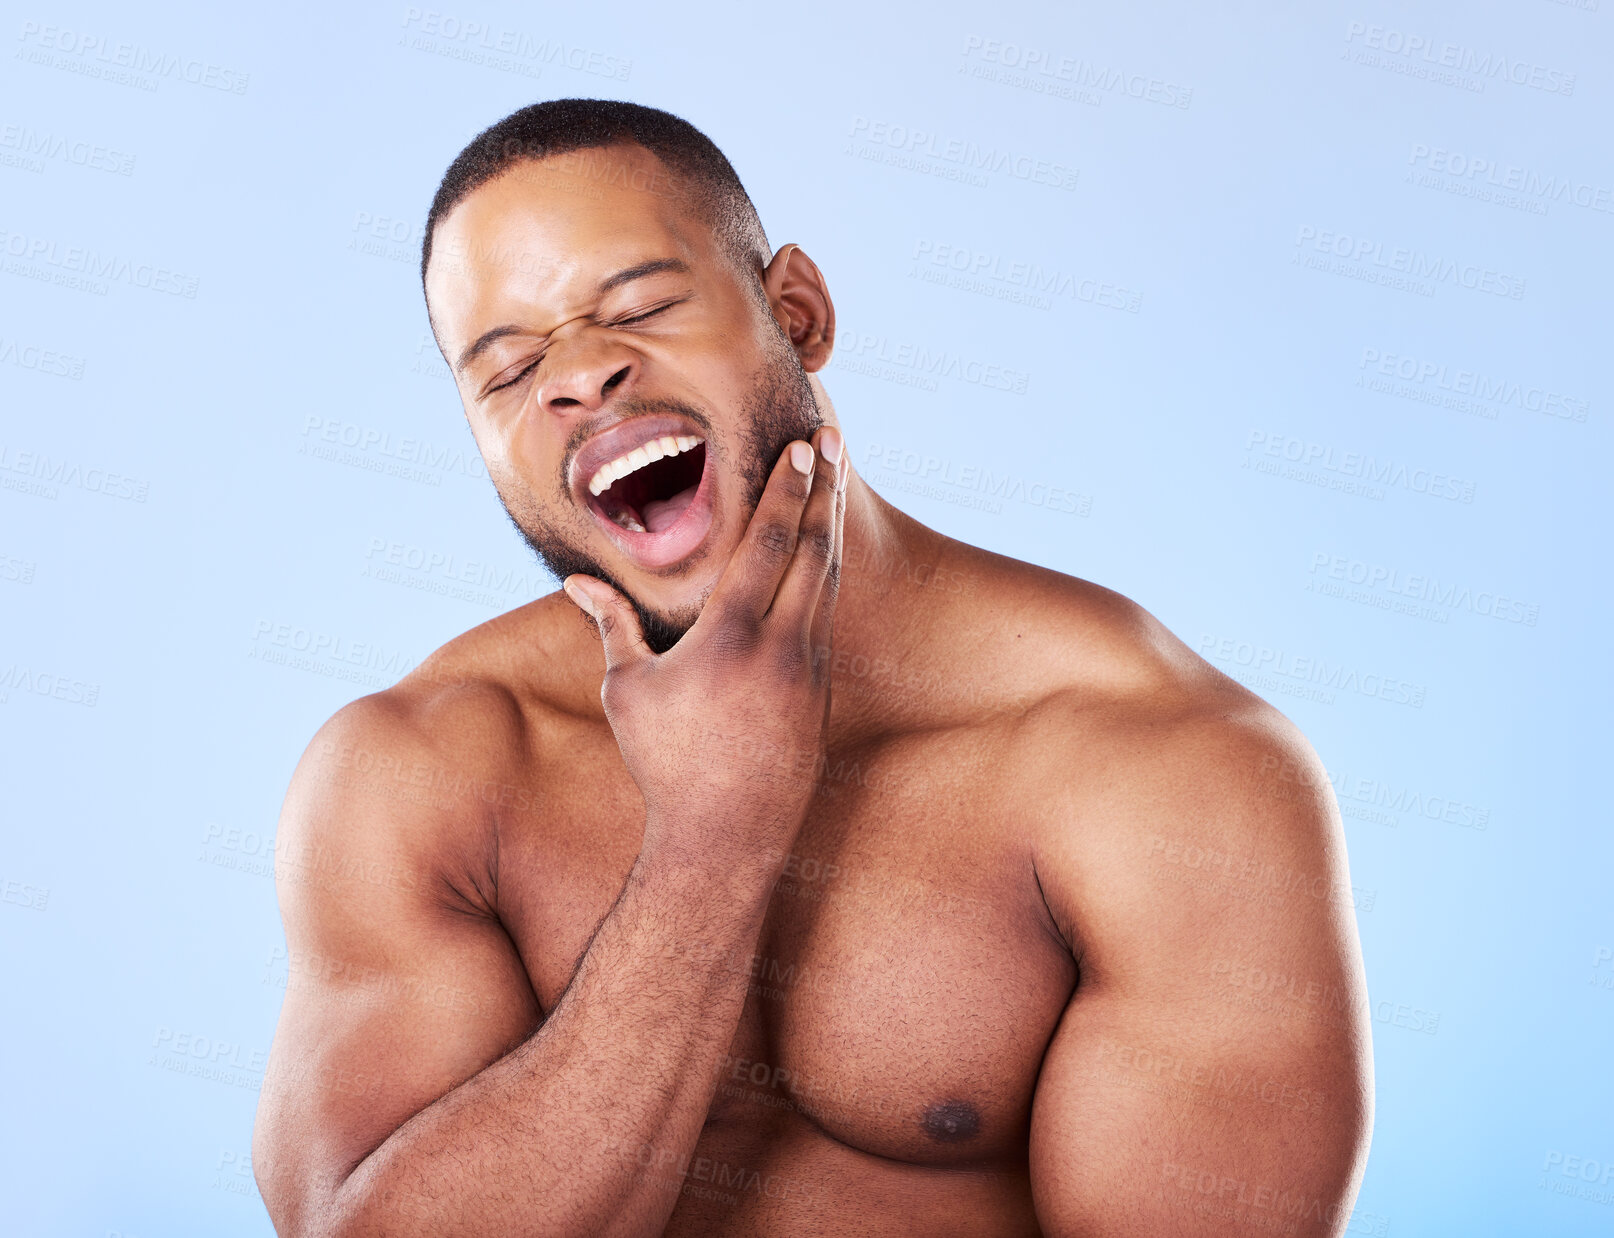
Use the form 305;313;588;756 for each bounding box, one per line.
587;434;707;534
572;415;717;570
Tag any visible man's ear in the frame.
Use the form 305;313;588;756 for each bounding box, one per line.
761;244;836;373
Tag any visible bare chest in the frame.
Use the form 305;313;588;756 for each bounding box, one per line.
499;733;1077;1169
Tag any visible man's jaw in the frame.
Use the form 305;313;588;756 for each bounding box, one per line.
569;412;717;573
497;492;705;656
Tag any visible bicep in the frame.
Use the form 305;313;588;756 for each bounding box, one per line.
253;716;542;1230
1029;715;1373;1237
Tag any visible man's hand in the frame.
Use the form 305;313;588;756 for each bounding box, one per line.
563;426;847;872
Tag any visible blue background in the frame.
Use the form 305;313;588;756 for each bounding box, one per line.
2;1;1609;1234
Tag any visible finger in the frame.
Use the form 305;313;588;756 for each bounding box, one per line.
808;449;846;667
772;425;844;636
563;575;652;672
702;439;816;625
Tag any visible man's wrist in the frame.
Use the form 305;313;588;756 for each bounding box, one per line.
636;814;795;900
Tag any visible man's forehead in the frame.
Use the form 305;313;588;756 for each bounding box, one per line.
427;144;703;305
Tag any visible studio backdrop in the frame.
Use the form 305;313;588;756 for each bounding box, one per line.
1;1;1608;1234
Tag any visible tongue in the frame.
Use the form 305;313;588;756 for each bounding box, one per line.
641;484;697;534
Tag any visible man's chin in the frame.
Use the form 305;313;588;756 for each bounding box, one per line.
584;568;703;658
628;597;702;655
507;513;704;655
579;575;703;655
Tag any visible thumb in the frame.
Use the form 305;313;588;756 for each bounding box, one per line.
563;575;652;671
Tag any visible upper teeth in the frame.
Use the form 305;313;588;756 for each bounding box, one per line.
587;434;702;497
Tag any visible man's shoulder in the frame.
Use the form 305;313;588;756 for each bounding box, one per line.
282;592;591;844
952;544;1226;718
396;588;596;714
957;545;1329;822
965;553;1351;961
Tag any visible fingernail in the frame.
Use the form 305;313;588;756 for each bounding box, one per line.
563;579;598;620
790;441;814;474
819;426;844;465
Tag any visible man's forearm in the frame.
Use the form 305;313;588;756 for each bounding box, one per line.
324;840;778;1238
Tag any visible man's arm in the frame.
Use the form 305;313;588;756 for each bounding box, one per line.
253;696;787;1238
253;430;847;1238
1028;697;1373;1238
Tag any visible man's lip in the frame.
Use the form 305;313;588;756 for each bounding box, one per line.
569;412;708;504
584;449;715;571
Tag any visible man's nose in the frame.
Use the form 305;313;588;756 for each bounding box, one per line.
537;328;636;416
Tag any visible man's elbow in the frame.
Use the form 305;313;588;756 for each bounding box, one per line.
252;1128;367;1238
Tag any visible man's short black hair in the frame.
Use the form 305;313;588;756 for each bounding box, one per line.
420;98;771;294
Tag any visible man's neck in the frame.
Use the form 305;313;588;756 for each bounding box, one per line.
818;473;959;739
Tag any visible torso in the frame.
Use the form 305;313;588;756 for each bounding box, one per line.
394;536;1196;1236
510;726;1072;1233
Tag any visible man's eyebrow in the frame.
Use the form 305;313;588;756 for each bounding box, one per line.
596;256;690;295
454;258;692;375
455;324;529;374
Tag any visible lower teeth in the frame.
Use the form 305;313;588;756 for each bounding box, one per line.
614;513;646;533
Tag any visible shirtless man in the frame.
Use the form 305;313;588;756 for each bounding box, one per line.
252;99;1372;1237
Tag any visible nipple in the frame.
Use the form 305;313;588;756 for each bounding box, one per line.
920;1099;982;1143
